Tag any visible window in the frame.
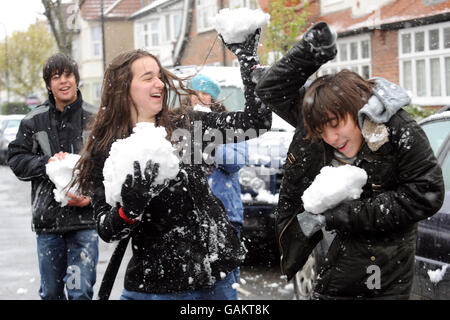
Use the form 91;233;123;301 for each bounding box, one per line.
196;0;217;33
399;21;450;105
318;35;371;79
229;0;258;9
164;13;182;42
92;26;102;58
151;21;159;46
143;23;149;47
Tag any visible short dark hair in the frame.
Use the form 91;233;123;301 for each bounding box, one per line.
302;69;376;139
43;53;80;89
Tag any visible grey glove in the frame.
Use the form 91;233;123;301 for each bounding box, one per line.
297;211;326;238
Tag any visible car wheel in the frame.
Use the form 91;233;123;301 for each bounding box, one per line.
293;252;316;300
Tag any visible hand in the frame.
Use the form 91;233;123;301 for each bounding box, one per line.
121;160;168;218
219;28;261;61
301;22;337;64
297;211;326;238
48;151;68;163
66;193;90;207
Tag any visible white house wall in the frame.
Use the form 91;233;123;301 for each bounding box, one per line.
133;1;183;67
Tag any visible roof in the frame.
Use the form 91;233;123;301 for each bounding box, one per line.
130;0;179;19
80;0;142;20
315;0;450;36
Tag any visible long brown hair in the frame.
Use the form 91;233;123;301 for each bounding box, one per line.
74;49;195;194
302;69;376;139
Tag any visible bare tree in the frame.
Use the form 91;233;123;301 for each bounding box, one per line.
41;0;87;55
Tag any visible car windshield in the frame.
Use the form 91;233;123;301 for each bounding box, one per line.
421;119;450;156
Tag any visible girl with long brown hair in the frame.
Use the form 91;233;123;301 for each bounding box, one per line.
74;30;270;299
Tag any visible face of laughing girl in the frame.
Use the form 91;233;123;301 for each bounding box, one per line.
129;56;165;124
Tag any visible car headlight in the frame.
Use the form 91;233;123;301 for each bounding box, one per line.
1;140;8;149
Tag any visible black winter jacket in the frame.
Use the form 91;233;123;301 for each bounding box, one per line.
8;91;96;233
255;36;328;279
91;83;271;293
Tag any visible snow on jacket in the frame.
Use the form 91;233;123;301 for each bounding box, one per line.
208;141;248;225
8;91;96;233
90;94;271;294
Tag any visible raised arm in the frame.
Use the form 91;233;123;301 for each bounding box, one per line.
255;22;337;128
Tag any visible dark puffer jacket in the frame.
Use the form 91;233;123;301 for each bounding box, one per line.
8;91;96;233
90;74;272;294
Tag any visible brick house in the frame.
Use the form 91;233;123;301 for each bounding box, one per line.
132;0;449;107
73;0;142;107
301;0;450;107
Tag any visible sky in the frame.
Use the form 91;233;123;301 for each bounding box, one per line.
0;0;46;38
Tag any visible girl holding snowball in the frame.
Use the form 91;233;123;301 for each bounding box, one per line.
73;28;269;299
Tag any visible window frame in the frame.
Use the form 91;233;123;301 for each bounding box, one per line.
398;21;450;106
196;0;218;33
318;34;372;79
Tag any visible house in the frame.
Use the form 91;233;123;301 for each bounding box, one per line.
130;0;260;68
72;0;142;107
260;0;450;108
73;0;449;108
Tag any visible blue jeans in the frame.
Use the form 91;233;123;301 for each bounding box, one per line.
36;229;99;300
120;271;238;300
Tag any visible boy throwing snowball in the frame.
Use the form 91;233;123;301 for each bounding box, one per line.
258;50;444;298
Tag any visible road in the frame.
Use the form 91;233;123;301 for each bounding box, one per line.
0;165;294;300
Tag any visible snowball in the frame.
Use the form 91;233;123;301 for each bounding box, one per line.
103;122;180;206
302;165;368;214
193;104;211;113
213;8;270;44
45;153;81;206
428;265;448;284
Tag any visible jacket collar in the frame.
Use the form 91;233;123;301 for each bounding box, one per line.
48;89;83;114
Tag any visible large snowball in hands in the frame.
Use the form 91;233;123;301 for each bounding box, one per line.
103;122;180;207
213;8;270;44
301;165;368;214
45;153;81;207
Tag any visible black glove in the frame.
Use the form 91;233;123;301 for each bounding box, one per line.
322;201;352;232
297;211;326;238
219;28;261;65
300;21;337;65
121;160;167;218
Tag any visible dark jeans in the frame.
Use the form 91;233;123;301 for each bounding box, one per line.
36;229;99;300
120;271;238;300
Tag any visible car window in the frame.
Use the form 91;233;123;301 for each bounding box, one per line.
6;119;22;129
421;120;450;155
218;87;245;112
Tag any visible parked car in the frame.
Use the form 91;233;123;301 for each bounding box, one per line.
292;110;450;300
169;65;293;261
0;114;25;165
411;111;450;300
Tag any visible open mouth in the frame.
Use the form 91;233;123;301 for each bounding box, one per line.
60;87;71;93
336;141;347;152
151;93;162;99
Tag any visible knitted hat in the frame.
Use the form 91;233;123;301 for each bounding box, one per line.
189;74;221;100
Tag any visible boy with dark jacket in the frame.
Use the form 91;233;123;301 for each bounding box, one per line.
8;53;98;300
256;24;445;298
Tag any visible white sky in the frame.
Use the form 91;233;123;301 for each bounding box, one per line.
0;0;46;38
